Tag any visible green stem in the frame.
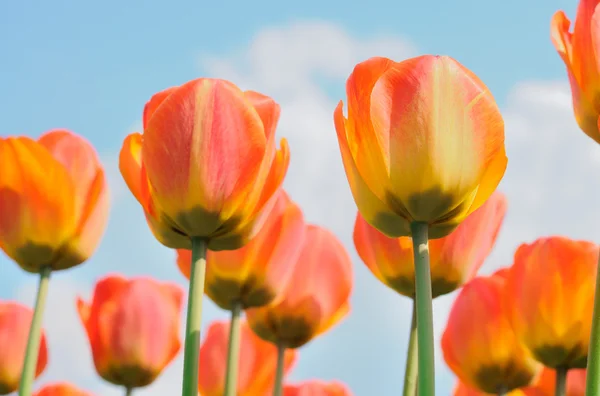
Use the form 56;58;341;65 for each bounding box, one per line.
555;367;567;396
19;266;51;396
402;300;418;396
410;222;435;396
181;238;208;396
224;302;243;396
272;342;286;396
125;387;133;396
587;250;600;396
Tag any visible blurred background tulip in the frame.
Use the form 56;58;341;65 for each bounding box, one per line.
119;80;289;251
76;275;183;390
198;320;297;396
0;301;47;395
33;383;94;396
333;55;506;239
176;189;305;311
442;269;541;394
551;0;600;143
283;380;352;396
0;130;109;273
354;191;507;299
505;237;598;370
453;380;546;396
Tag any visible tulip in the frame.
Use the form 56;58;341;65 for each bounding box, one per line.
77;275;183;391
0;302;48;395
247;224;352;396
335;55;506;395
198;320;297;396
551;0;600;143
283;380;352;396
505;237;597;370
530;367;586;396
33;383;94;396
453;381;545;396
119;80;289;395
442;269;541;394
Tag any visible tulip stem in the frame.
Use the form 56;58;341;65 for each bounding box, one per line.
272;342;286;396
555;367;567;396
19;265;51;396
124;387;133;396
181;238;208;396
410;222;435;396
224;302;243;396
587;251;600;396
402;300;418;396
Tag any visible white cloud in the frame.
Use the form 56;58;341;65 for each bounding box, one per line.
7;19;600;396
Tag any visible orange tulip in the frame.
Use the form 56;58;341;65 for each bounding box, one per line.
119;79;289;251
334;55;506;239
442;269;541;394
551;0;600;143
530;367;586;396
505;237;598;369
0;130;109;272
247;225;353;348
453;381;545;396
0;301;48;395
354;191;506;298
76;275;183;388
283;380;352;396
176;189;305;310
198;320;297;396
33;383;94;396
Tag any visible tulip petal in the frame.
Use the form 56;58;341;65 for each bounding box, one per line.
119;133;149;210
244;90;281;141
334;102;410;237
551;11;573;65
143;86;178;129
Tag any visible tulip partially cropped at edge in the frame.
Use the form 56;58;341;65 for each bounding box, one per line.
333;55;506;239
33;383;94;396
0;302;48;395
551;0;600;143
453;381;545;396
505;237;598;369
283;380;353;396
77;275;183;390
354;191;507;298
198;320;297;396
442;269;541;394
119;79;289;251
0;130;109;273
177;189;305;310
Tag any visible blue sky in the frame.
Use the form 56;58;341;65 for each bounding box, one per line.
1;0;597;395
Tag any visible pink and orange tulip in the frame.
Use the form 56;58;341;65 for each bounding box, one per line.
0;130;109;272
334;55;506;239
76;275;183;388
505;237;598;369
283;380;352;396
0;301;48;395
354;191;506;297
442;269;541;393
177;189;305;310
551;0;600;143
198;320;297;395
33;383;94;396
247;224;353;348
119;79;289;251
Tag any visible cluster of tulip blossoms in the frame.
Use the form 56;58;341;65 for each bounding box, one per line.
5;4;600;396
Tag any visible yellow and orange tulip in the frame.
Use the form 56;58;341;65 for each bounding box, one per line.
334;55;507;239
442;269;541;394
354;191;506;298
453;381;545;396
119;79;289;251
531;367;586;396
198;320;297;396
0;130;109;272
33;383;94;396
0;301;48;395
551;0;600;143
283;380;352;396
505;237;598;369
177;189;305;310
76;275;183;388
247;224;353;348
